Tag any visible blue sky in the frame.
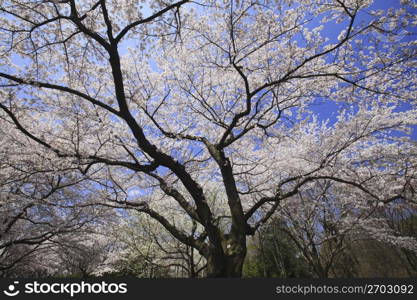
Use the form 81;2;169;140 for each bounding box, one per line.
304;0;417;140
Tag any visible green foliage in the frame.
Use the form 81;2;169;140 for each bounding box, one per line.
243;219;313;278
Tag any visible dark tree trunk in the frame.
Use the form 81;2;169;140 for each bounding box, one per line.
205;234;247;278
206;252;246;277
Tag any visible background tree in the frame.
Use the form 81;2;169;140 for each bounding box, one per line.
274;181;352;278
0;122;114;276
243;181;417;278
0;0;416;277
243;217;312;278
351;200;417;277
112;211;207;278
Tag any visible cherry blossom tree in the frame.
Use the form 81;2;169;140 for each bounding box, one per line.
274;179;415;278
113;211;207;277
275;180;355;278
0;0;416;277
0;117;117;276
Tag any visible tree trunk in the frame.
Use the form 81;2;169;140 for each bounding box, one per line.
205;235;247;278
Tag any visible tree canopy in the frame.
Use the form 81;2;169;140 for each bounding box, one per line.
0;0;416;277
